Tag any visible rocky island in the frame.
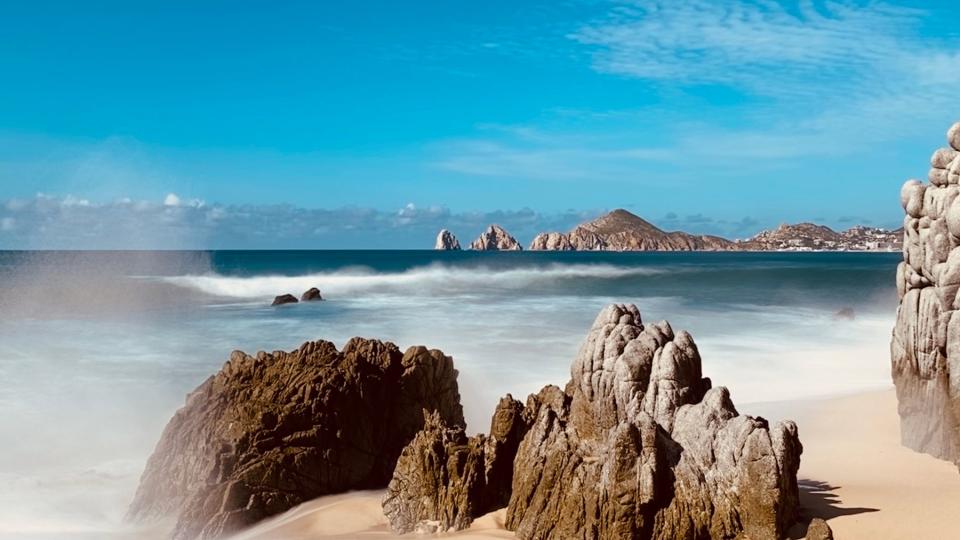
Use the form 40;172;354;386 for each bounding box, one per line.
530;208;733;251
469;224;522;251
434;229;461;250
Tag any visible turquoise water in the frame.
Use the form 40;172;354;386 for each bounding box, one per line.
0;250;899;538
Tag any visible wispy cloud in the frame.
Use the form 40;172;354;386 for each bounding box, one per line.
574;2;921;85
434;1;960;182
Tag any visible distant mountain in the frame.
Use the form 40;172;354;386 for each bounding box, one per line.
528;210;902;252
436;210;903;252
738;222;902;251
528;209;734;251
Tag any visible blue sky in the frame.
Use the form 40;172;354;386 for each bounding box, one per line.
1;0;958;248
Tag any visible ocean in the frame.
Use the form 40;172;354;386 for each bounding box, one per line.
0;250;899;539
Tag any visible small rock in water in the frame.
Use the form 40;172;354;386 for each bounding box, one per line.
805;518;834;540
834;307;855;320
301;287;323;301
271;294;298;306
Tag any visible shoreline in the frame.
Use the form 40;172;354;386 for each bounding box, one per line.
227;387;960;540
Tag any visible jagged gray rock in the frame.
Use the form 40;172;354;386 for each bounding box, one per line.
127;338;464;539
469;225;522;251
892;120;960;465
435;229;462;250
506;304;802;540
384;304;802;538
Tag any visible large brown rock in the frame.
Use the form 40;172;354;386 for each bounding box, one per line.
892;120;960;465
127;338;464;539
384;304;802;538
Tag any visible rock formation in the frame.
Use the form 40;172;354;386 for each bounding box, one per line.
470;225;522;251
892;121;960;464
271;294;298;306
525;209;900;252
300;287;323;301
127;338;464;539
435;229;462;250
384;304;803;539
805;518;834;540
529;209;733;251
382;396;531;534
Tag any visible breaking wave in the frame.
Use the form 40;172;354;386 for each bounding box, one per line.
160;263;665;299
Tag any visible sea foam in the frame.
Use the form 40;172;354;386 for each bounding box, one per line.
160;263;664;299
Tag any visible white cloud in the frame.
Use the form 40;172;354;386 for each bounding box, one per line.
163;193;181;207
0;194;600;249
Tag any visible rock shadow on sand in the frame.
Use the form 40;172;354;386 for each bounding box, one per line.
788;479;879;539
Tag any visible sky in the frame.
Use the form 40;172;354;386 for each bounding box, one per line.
1;0;958;248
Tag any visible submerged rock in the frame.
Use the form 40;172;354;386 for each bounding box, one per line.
270;294;298;306
127;338;464;539
300;287;323;301
834;307;855;320
435;229;462;250
892;121;960;464
384;304;803;539
469;225;522;251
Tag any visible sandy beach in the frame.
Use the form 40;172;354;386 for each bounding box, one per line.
748;389;960;539
226;388;960;540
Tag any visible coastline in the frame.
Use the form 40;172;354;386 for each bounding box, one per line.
226;387;960;540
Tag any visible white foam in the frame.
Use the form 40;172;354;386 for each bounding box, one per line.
159;263;664;299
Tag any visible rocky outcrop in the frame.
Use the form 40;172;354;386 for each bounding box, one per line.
529;209;733;251
529;232;575;251
892;121;960;464
805;518;834;540
470;225;522;251
127;338;464;539
382;396;531;534
271;294;298;306
384;304;802;538
435;229;462;250
300;287;323;301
